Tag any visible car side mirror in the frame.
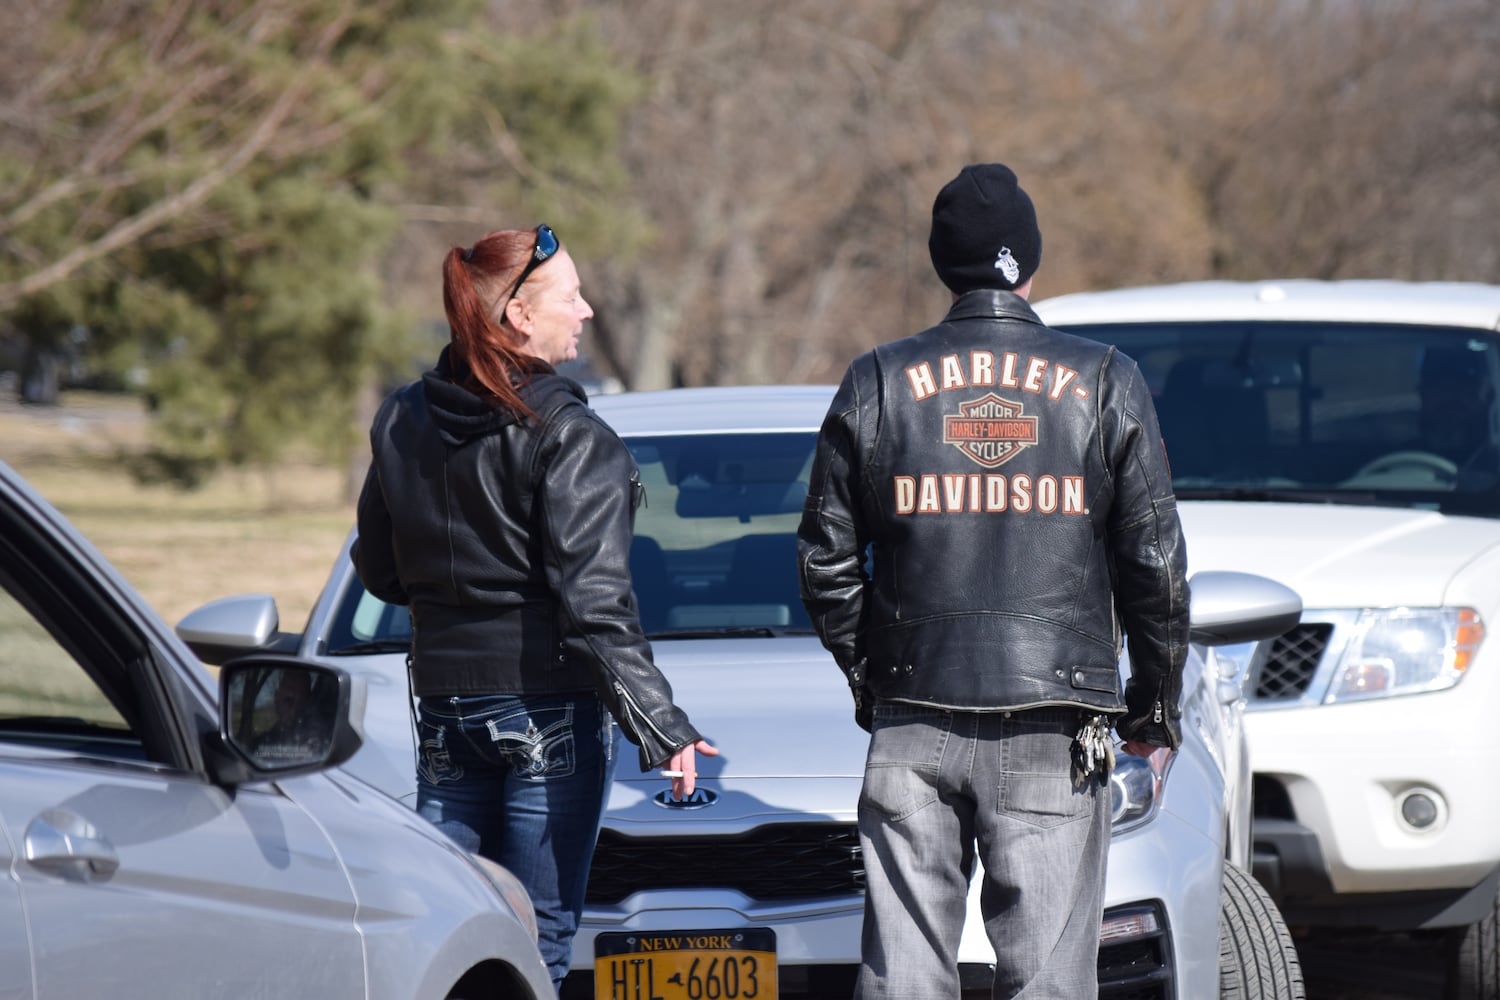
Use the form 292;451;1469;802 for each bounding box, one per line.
1188;570;1302;646
206;656;366;786
176;593;300;665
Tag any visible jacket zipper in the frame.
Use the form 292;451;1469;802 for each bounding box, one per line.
1153;700;1163;724
613;680;674;747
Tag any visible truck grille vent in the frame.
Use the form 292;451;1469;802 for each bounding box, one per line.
1253;624;1332;700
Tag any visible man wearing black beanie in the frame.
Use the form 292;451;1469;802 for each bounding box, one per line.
928;162;1043;296
799;163;1188;998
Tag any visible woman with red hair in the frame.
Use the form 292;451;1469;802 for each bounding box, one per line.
353;224;715;992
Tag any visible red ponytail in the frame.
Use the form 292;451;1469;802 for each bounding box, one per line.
440;230;547;419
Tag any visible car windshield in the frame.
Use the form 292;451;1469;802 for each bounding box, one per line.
1065;321;1500;517
326;430;819;652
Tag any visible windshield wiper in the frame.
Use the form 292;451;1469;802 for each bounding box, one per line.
1176;487;1380;505
328;639;412;656
647;626;811;639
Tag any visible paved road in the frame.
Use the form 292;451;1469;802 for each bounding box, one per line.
1299;928;1449;999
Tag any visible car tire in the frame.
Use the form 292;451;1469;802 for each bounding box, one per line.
1447;878;1500;999
1219;862;1306;1000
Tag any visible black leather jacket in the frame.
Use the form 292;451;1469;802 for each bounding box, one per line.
352;349;701;769
797;290;1190;747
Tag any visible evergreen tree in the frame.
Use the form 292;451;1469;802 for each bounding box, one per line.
0;1;643;488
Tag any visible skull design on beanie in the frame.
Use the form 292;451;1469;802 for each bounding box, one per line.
928;163;1042;295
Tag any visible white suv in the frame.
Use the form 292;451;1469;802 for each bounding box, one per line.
1036;280;1500;997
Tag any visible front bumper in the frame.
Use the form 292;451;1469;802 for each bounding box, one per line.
1248;684;1500;928
563;811;1219;999
1254;815;1500;930
563;896;1181;1000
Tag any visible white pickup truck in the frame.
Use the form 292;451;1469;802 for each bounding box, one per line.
1036;279;1500;999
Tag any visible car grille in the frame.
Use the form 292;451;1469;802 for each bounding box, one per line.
585;823;865;904
1252;623;1332;701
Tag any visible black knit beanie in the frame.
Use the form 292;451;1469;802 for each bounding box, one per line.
928;163;1042;294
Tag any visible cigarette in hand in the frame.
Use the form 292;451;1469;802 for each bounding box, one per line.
659;770;697;778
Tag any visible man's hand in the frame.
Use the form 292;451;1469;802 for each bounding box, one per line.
663;738;720;800
1120;739;1165;758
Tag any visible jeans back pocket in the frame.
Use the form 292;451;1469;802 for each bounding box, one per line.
486;704;577;778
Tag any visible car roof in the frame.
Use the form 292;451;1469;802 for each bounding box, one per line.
590;384;837;435
1034;279;1500;331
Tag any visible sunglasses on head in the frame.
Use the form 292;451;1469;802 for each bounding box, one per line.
500;223;560;312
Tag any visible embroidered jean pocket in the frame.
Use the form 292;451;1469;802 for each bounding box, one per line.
487;704;576;778
416;718;463;785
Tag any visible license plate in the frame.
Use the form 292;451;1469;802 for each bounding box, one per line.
594;927;777;1000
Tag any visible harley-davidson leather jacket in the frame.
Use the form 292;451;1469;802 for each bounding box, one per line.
352;348;701;769
797;290;1189;747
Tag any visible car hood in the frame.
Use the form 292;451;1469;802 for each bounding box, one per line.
629;635;868;779
602;636;868;832
1178;501;1500;608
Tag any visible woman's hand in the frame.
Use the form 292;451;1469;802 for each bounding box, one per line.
663;739;720;800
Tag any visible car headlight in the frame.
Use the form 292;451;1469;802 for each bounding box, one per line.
467;852;540;942
1325;607;1483;703
1109;745;1174;833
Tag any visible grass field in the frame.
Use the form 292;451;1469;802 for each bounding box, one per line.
0;389;354;634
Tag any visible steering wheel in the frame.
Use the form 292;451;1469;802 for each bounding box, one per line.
1350;450;1458;483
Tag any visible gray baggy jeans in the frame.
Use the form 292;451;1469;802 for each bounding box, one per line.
855;703;1110;1000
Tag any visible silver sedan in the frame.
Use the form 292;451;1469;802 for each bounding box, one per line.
0;458;553;1000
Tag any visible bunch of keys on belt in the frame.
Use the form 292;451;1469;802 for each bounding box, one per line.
1072;713;1115;786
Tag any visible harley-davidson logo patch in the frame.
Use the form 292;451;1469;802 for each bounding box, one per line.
944;393;1037;468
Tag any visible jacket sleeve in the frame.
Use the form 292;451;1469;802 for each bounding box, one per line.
350;422;409;607
537;408;701;771
797;362;873;696
1102;352;1191;748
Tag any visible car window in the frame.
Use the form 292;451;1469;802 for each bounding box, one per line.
325;430;820;651
0;561;141;761
625;431;815;635
0;585;126;726
1062;321;1500;516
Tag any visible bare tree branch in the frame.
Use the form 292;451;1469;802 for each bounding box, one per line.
0;3;358;310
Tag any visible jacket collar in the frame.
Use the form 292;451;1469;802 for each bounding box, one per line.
422;345;587;446
942;288;1046;327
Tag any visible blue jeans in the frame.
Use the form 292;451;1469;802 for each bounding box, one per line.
856;703;1110;1000
415;692;618;993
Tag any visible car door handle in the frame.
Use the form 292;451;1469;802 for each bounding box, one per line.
24;808;120;881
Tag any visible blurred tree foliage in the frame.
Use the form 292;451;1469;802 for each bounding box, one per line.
572;0;1500;388
3;0;1498;486
0;0;642;488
